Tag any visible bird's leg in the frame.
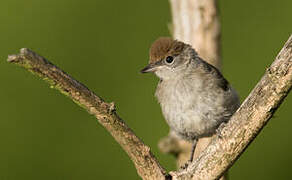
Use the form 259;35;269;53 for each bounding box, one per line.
189;138;197;162
181;138;198;169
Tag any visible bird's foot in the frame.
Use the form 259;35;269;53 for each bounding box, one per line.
180;160;192;170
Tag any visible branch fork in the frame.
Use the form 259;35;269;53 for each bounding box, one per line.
8;34;292;179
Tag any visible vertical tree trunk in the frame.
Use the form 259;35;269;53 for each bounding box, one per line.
161;0;226;179
170;0;221;69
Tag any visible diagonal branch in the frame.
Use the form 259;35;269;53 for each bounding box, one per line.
7;48;168;180
171;35;292;180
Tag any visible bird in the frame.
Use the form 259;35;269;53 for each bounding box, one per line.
141;37;240;163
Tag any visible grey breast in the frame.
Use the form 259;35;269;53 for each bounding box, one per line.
155;59;240;140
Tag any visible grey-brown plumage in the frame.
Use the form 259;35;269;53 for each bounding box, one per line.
141;37;240;162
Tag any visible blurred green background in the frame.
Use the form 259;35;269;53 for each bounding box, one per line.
0;0;291;179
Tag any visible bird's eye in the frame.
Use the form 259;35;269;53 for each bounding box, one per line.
165;56;174;64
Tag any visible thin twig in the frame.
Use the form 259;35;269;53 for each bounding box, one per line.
7;48;168;180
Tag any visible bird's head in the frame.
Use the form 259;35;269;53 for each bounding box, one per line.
141;37;196;80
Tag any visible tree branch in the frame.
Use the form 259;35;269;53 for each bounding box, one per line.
171;35;292;180
7;48;168;180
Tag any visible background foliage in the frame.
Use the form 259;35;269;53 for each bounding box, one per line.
0;0;291;179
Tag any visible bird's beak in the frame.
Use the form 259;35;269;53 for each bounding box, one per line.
140;64;156;73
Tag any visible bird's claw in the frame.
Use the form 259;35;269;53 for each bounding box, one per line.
180;160;192;170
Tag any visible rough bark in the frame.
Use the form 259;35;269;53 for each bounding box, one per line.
7;48;168;180
160;0;222;170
